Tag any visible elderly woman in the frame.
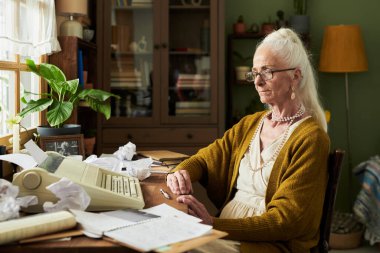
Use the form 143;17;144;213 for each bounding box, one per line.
167;28;330;253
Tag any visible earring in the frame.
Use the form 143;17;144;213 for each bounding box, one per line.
291;87;296;100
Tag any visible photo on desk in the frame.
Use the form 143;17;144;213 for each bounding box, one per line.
39;134;85;157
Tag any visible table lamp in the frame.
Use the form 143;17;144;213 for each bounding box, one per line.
56;0;88;39
319;24;368;206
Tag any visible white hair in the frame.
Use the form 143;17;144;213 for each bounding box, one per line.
257;28;327;132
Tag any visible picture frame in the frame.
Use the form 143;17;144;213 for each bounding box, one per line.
39;134;85;157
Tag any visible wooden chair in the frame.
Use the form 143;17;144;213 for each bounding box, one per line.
317;149;345;253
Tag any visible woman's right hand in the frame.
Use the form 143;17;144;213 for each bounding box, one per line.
166;170;193;195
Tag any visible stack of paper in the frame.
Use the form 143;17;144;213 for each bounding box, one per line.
138;150;189;173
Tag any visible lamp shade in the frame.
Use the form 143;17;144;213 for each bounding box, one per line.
319;25;368;73
56;0;88;16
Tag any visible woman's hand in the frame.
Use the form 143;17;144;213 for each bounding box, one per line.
166;170;193;195
177;195;213;225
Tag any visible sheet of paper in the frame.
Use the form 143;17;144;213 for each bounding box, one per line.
104;216;212;252
24;140;48;164
0;154;37;170
144;203;202;223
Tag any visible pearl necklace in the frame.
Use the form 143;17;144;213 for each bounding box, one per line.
271;104;305;122
248;112;295;173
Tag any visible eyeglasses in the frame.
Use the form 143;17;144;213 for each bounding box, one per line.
245;68;296;83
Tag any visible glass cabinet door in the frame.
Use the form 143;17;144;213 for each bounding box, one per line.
108;0;155;120
163;0;215;123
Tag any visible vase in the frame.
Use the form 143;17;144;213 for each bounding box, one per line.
233;23;246;34
261;23;276;36
37;124;81;136
84;137;96;155
289;15;310;35
235;66;250;81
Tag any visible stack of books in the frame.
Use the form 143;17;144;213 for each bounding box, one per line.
176;73;210;88
175;101;210;116
110;71;142;88
131;0;152;7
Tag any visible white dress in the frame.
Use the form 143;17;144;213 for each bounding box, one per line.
220;117;310;218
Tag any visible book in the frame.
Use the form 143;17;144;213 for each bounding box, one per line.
138;150;189;162
77;49;84;88
176;108;210;115
0;211;76;245
175;101;210;109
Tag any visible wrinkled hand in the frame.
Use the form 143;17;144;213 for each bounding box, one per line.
166;170;193;195
177;195;213;225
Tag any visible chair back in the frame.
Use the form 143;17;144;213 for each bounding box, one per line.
318;149;345;253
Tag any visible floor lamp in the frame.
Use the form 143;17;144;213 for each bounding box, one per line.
319;25;368;208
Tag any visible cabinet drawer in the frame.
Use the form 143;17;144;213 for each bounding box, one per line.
103;128;218;144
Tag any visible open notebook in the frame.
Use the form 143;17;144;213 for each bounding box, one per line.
71;204;226;252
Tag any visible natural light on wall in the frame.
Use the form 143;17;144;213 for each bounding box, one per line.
0;0;61;141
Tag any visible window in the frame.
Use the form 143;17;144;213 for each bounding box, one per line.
0;0;60;144
0;54;46;141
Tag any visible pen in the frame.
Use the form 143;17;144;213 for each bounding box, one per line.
160;188;171;199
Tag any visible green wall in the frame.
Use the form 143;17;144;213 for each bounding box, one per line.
225;0;380;212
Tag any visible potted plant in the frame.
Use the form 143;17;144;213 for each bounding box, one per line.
233;15;247;34
289;0;309;34
18;59;119;136
261;16;276;36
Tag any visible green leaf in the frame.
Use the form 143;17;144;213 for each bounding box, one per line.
79;89;120;101
66;79;79;94
48;80;65;96
47;101;73;127
18;98;53;118
85;98;111;119
20;96;28;104
39;63;66;83
26;59;38;73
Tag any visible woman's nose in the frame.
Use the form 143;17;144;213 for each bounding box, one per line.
255;74;265;86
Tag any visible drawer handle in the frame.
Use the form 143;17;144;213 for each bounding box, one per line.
186;133;193;139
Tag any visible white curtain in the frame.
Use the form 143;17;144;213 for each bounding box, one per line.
0;0;61;57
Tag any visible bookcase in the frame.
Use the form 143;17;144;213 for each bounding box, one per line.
97;0;225;155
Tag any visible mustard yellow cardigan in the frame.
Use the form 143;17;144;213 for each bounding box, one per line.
175;111;330;253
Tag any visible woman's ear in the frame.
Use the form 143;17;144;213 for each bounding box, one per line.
293;68;302;81
292;68;303;87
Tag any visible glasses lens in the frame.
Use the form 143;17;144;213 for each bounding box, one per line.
262;69;273;80
245;72;255;82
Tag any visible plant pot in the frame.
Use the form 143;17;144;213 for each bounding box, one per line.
289;15;310;34
84;137;96;155
329;230;363;249
37;124;81;136
261;23;276;36
233;23;246;34
235;66;250;81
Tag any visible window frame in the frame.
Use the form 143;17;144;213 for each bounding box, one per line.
0;55;47;147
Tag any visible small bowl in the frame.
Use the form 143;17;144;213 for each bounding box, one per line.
83;29;94;42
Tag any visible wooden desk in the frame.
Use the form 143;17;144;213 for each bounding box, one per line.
0;174;188;253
